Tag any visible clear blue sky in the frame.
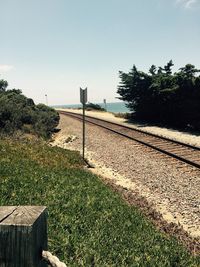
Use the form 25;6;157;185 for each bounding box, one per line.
0;0;200;105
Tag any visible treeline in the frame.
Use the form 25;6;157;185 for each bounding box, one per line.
0;79;59;138
117;61;200;131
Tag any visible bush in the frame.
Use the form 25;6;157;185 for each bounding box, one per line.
0;84;59;138
86;102;105;111
34;104;60;138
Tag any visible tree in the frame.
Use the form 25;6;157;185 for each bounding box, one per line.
117;62;200;130
117;65;152;118
179;64;200;78
149;65;156;75
163;60;174;75
0;79;8;92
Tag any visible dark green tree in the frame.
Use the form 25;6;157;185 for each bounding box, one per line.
0;79;8;92
117;62;200;130
179;64;200;78
149;65;157;75
163;60;174;75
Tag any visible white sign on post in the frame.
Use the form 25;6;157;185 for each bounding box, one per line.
80;88;87;104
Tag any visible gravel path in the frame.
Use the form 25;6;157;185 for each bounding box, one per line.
52;114;200;241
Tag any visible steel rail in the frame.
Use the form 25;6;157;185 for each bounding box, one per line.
58;110;200;169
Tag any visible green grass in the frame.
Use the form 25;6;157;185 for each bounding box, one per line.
0;138;199;266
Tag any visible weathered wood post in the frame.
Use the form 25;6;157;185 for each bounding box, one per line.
0;206;47;267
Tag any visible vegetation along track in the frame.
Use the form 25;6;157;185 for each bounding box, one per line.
58;111;200;170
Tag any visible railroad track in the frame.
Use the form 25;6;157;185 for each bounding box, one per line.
58;110;200;170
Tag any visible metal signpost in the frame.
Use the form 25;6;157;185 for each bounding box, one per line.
80;87;87;160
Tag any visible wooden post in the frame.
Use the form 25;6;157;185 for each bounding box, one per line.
0;206;47;267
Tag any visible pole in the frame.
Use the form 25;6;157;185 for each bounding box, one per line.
80;87;87;160
82;101;85;160
45;94;48;106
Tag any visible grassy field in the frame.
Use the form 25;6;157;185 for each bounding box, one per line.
0;138;199;266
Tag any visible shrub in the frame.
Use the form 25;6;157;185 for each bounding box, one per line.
34;104;60;138
0;83;59;138
86;102;105;111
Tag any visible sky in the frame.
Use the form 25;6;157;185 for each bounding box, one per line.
0;0;200;105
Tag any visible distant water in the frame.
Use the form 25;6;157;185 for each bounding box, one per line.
53;102;130;113
100;102;130;113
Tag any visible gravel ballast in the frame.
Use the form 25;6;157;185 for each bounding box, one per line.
52;112;200;243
